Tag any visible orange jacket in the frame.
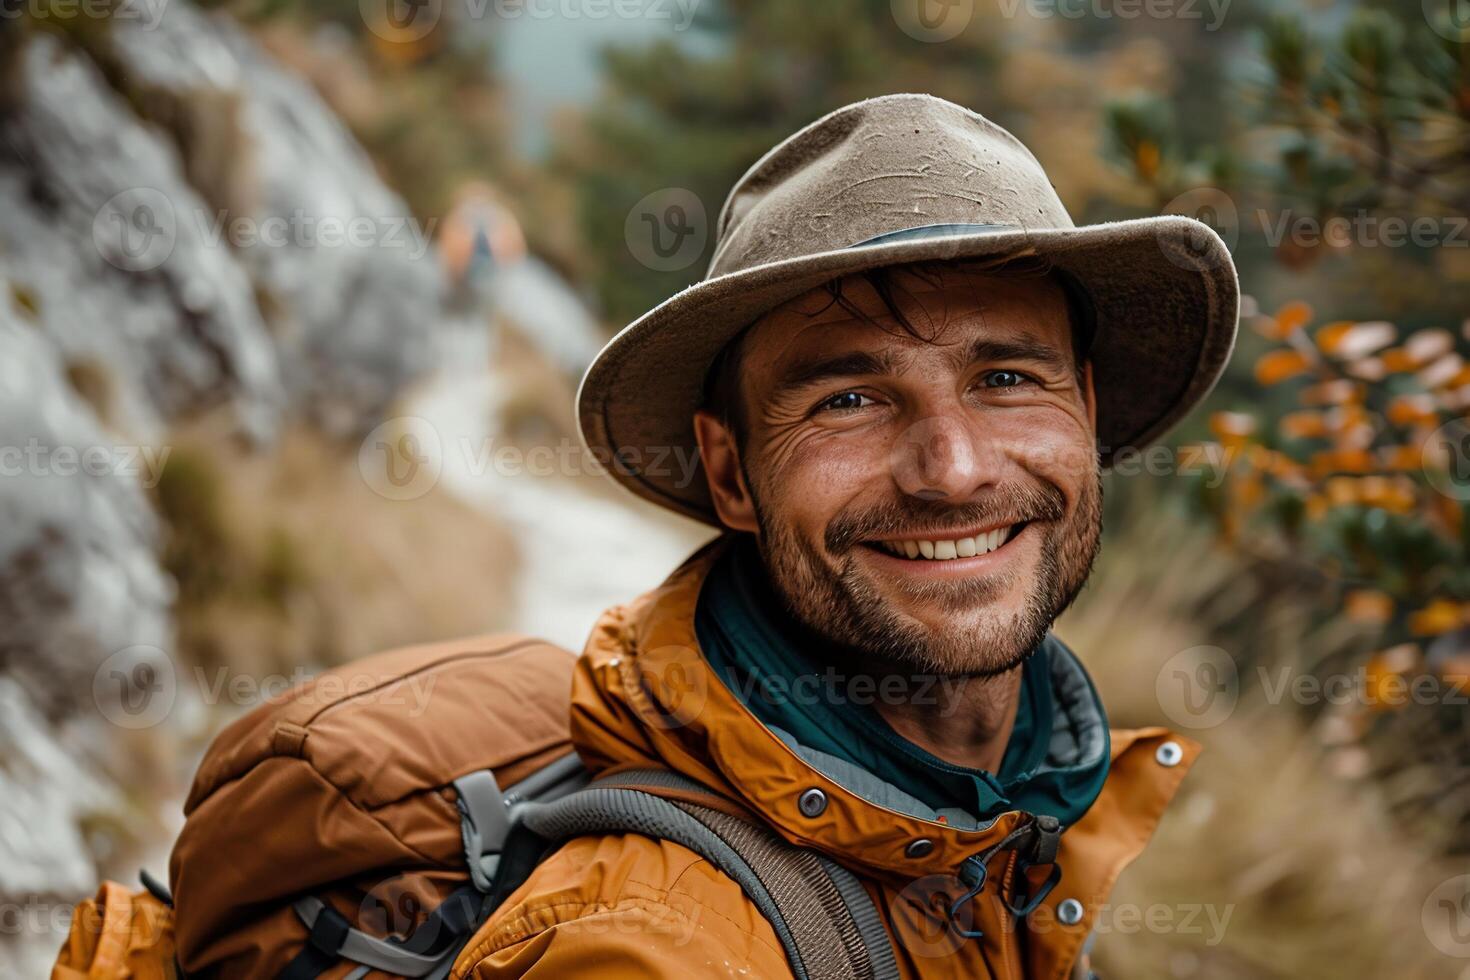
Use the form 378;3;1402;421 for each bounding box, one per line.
453;548;1197;979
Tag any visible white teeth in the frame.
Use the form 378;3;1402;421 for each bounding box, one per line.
880;525;1019;561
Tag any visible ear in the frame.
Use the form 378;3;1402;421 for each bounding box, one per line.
693;410;759;533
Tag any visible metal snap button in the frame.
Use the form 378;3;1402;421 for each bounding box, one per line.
798;788;827;818
905;838;935;859
1057;898;1084;925
1155;741;1184;767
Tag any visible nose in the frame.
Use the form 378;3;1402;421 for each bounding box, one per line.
888;415;993;502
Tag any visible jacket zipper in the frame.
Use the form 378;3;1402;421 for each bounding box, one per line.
996;851;1022;979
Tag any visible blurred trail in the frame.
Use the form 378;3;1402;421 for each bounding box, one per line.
410;340;706;651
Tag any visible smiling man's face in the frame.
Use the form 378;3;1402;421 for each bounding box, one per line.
694;264;1104;677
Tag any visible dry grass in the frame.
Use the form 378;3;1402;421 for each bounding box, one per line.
1063;483;1462;979
156;418;520;680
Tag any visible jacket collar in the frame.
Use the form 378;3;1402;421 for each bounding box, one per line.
570;542;1197;893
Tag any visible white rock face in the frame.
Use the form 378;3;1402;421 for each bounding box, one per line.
0;6;452;966
0;35;285;443
0;307;174;708
109;2;448;438
0;300;176;968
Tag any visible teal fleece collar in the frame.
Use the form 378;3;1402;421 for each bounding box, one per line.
694;537;1110;829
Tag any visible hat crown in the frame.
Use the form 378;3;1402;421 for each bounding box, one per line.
709;94;1075;278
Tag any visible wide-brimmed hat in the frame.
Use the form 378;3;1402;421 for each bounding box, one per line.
578;93;1239;525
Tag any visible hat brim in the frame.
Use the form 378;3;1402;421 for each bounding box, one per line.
578;215;1239;526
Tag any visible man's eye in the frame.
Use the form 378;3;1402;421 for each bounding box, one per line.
818;391;873;412
983;370;1029;389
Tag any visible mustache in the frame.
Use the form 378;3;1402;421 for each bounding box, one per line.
824;482;1067;554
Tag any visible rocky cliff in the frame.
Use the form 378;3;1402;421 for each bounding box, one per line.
0;5;455;970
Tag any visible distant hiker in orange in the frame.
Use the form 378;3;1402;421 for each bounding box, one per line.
439;184;527;309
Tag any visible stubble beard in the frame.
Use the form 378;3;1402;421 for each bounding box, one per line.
750;473;1104;678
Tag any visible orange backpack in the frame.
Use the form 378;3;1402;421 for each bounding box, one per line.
57;633;577;980
53;633;900;980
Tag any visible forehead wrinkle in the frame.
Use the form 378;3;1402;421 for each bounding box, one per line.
774;340;918;392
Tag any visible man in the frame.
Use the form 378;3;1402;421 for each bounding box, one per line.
456;94;1237;978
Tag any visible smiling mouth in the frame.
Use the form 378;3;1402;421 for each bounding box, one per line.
868;522;1028;561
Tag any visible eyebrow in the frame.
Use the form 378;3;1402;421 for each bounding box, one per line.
774;349;905;392
774;335;1070;394
962;337;1071;373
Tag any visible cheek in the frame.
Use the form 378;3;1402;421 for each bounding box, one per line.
982;405;1097;491
758;429;892;526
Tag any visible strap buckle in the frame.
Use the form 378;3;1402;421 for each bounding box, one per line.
947;814;1066;938
1006;814;1064;918
453;770;512;892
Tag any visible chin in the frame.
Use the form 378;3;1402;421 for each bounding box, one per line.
859;596;1040;677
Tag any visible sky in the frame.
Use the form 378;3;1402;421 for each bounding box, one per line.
488;0;715;157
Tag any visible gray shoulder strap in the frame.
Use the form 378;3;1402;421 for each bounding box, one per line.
514;768;900;980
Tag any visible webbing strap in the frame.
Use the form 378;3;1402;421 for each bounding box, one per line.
288;897;449;977
453;754;592;891
453;770;511;890
517;785;812;977
508;769;900;980
819;856;902;980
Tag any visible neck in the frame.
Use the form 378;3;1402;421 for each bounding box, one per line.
732;538;1028;774
856;648;1025;773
